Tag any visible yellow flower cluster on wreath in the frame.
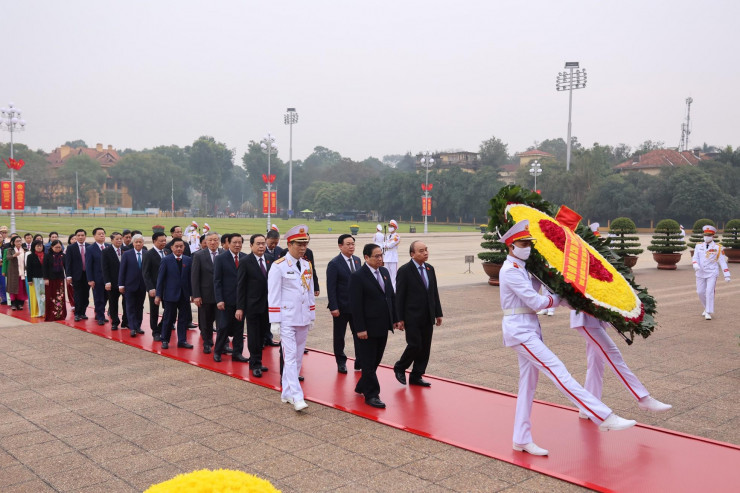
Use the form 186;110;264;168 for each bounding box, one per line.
507;204;642;320
144;469;281;493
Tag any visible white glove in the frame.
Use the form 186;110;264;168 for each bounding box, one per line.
693;264;699;271
270;323;281;338
725;277;731;283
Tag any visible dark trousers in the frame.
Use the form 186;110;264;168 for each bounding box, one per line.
147;294;162;337
107;288;121;326
215;305;244;356
333;312;361;369
0;274;6;302
121;293;128;327
91;282;107;322
124;289;146;332
395;323;434;379
354;333;388;400
198;302;216;348
246;311;269;368
72;278;89;317
161;295;191;344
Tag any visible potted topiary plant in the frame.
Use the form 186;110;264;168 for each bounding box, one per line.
152;224;165;234
478;229;508;285
687;218;716;255
647;219;687;270
350;224;360;235
722;219;740;263
609;217;643;268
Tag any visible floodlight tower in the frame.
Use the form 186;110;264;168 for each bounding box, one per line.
556;62;587;172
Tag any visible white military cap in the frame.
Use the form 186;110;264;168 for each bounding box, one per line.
498;220;535;246
285;224;310;242
703;225;717;235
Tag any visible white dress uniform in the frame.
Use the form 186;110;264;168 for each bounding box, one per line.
373;224;385;248
570;311;648;401
692;235;730;318
500;254;613;446
268;250;316;404
383;222;401;290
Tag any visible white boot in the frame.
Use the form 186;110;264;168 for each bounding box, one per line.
598;413;637;431
293;400;308;412
705;313;712;320
513;442;549;456
638;396;672;412
578;410;589;419
701;310;706;317
536;309;547;315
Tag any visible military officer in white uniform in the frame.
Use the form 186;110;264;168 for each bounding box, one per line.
268;224;316;412
570;310;671;417
499;220;636;456
383;219;401;289
373;224;385;248
692;225;731;320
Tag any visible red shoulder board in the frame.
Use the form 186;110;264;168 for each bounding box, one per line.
513;262;520;269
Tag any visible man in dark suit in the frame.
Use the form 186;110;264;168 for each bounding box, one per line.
264;229;283;262
121;229;133;251
85;227;110;325
350;243;399;409
191;231;221;354
118;234;148;338
393;241;444;387
102;232;126;331
142;232;168;341
213;233;248;363
236;233;272;377
166;225;192;256
65;228;90;321
326;234;362;374
155;238;193;349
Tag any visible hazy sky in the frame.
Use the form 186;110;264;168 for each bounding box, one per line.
3;1;738;163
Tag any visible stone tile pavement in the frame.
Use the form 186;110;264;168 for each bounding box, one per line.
0;232;738;492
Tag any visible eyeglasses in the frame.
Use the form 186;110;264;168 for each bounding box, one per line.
370;254;383;259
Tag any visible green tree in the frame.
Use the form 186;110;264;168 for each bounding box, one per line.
57;155;107;209
479;136;509;169
395;152;417;172
63;140;87;149
189;136;234;214
109;152;189;209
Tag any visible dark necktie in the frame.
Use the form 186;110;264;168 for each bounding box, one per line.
419;265;428;289
348;258;355;272
159;250;164;258
259;257;267;277
234;255;239;269
137;251;142;268
80;244;86;270
176;257;182;272
116;248;121;260
296;259;301;272
375;269;385;292
211;251;216;263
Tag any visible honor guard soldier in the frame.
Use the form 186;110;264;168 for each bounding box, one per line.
383;219;401;289
692;225;731;320
373;224;384;247
499;220;636;456
268;224;316;412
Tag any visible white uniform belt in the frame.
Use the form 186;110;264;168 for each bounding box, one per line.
503;307;537;316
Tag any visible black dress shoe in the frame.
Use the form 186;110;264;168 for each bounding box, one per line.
394;368;407;385
298;376;304;382
225;347;233;354
177;342;193;349
213;353;221;362
260;366;268;372
121;324;128;329
97;319;105;326
251;368;262;378
265;339;280;347
365;397;386;409
136;329;145;334
232;354;249;363
111;325;119;331
130;329;137;337
81;315;89;320
188;322;198;328
337;364;348;374
409;378;431;387
161;341;169;349
203;345;212;354
74;315;81;321
153;334;161;342
304;349;308;354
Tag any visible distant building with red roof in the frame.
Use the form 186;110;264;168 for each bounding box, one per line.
46;143;131;208
614;149;706;176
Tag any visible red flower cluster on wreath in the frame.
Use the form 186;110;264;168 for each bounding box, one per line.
538;219;613;282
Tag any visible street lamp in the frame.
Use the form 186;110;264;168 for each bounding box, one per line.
529;160;542;192
420;151;434;234
283;108;298;218
260;133;278;233
0;103;27;234
556;61;587;172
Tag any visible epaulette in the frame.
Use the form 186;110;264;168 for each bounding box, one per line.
274;257;286;264
512;262;520;269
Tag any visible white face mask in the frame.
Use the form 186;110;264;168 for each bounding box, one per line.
512;245;531;260
703;236;713;243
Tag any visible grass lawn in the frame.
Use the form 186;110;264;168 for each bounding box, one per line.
6;215;484;238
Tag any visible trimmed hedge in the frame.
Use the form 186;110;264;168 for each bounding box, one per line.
723;219;740;249
609;217;643;257
687;218;716;250
647;219;687;254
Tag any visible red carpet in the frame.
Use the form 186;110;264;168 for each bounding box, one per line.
8;306;739;492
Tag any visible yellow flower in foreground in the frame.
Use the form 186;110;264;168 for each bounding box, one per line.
145;469;280;493
507;204;642;320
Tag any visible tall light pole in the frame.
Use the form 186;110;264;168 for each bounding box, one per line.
420;152;434;234
529;159;542;192
556;62;587;172
260;133;277;233
284;108;298;218
0;103;27;234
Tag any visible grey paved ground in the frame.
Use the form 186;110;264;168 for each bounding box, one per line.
0;233;737;492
